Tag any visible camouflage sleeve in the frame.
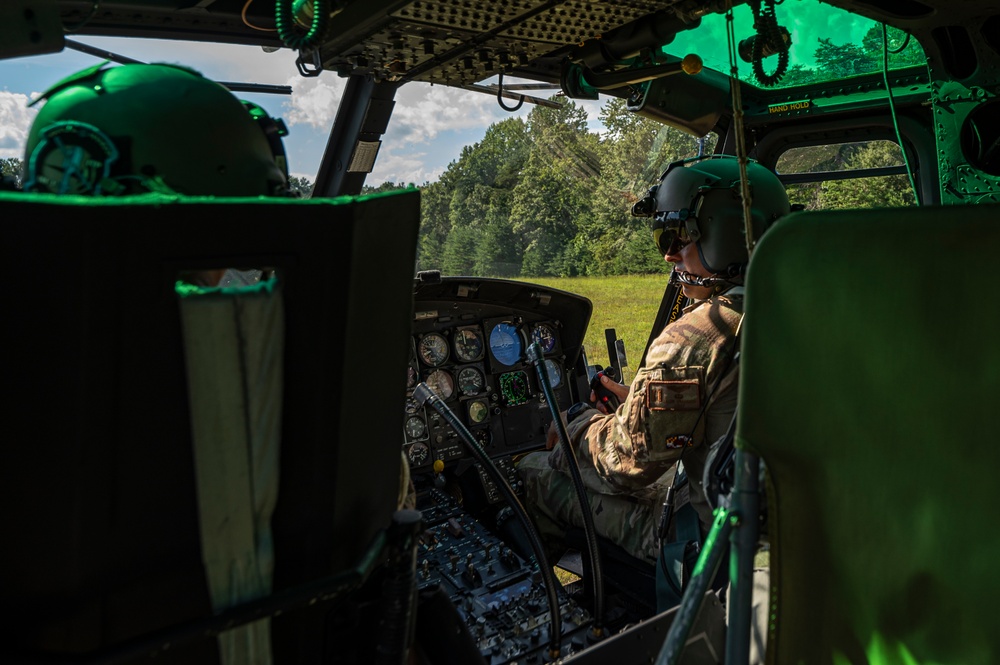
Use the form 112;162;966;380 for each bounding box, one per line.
562;296;741;493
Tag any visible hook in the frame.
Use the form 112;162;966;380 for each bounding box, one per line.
295;48;323;77
496;71;525;112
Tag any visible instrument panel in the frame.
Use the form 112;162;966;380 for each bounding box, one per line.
404;276;592;473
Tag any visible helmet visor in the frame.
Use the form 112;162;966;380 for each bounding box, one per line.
651;210;694;255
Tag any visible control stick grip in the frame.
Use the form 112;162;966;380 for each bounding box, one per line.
590;367;621;411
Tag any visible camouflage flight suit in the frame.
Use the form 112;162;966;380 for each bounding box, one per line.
517;287;743;563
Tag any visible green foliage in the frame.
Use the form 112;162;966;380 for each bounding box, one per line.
819;142;916;208
1;157;23;189
287;175;314;197
362;180;411;194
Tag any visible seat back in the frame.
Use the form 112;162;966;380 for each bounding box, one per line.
738;203;1000;664
2;191;419;663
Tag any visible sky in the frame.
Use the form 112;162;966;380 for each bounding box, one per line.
0;36;605;187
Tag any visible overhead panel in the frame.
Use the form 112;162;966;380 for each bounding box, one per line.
319;0;684;85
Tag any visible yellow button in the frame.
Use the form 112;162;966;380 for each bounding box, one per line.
433;459;445;473
681;54;703;75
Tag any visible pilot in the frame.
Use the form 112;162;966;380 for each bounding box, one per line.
518;156;790;566
21;61;292;286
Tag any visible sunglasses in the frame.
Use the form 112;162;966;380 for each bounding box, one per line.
651;210;695;255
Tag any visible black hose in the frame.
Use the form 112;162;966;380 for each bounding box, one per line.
526;342;605;637
749;0;789;87
412;383;563;660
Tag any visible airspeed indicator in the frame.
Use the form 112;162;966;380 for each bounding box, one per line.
418;332;449;367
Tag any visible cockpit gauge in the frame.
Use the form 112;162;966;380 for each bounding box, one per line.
407;441;430;466
425;369;455;400
474;428;492;449
467;399;489;425
498;371;530;407
454;327;484;362
405;415;427;441
531;323;557;354
406;365;418;390
543;359;563;389
457;366;485;396
404;396;421;415
489;322;523;367
418;332;449;367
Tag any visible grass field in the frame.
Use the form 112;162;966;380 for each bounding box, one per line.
516;274;671;384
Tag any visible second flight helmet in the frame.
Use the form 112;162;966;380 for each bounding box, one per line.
634;156;789;286
23;62;290;197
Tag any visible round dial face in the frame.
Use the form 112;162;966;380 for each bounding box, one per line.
407;441;430;466
532;324;557;354
457;366;485;396
499;371;530;407
405;416;427;440
474;429;493;449
425;369;455;400
467;399;489;424
454;328;484;362
418;333;449;367
489;322;523;367
544;359;563;389
406;365;418;390
404;396;421;415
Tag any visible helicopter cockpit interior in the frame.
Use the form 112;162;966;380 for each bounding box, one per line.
5;0;1000;663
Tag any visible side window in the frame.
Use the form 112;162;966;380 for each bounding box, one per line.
777;140;917;210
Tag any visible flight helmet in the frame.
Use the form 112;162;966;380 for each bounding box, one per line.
633;156;789;281
23;62;289;197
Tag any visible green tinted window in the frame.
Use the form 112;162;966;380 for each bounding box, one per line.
665;0;925;89
778;140;917;210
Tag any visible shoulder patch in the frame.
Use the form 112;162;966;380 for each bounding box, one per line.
646;379;701;411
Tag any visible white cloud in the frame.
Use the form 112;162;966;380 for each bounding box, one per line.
387;83;507;146
0;90;36;159
369;146;444;186
281;73;344;129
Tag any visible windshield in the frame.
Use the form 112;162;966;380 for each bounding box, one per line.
666;0;926;89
